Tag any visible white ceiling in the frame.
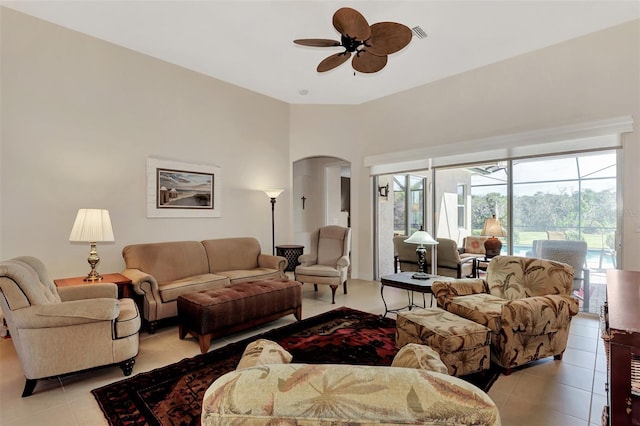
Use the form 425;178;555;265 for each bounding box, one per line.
3;1;638;105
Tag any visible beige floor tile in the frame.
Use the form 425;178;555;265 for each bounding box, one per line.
519;358;595;392
567;334;599;353
562;346;597;370
498;396;588;426
589;392;607;425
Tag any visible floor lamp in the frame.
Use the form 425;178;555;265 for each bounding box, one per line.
264;189;283;255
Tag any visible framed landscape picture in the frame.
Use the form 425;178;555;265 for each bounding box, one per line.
146;157;221;218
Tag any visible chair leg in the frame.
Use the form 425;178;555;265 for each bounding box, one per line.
22;378;37;397
119;358;136;376
313;284;318;292
554;353;564;360
329;285;338;304
343;280;347;294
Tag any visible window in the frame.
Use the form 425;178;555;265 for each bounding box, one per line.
393;174;426;236
457;184;466;228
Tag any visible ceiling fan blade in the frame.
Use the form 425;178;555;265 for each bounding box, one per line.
333;7;371;41
294;39;342;47
317;52;351;72
366;22;413;56
352;51;388;73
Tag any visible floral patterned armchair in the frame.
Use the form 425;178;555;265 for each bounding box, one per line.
432;256;579;373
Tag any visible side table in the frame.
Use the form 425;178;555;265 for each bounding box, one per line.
54;273;133;299
276;245;304;272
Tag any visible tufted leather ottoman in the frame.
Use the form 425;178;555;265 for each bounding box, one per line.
177;279;302;353
396;307;491;376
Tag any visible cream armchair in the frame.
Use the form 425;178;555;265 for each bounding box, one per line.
295;226;351;304
432;256;579;374
0;256;140;396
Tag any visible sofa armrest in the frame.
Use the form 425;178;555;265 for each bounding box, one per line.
337;256;350;268
257;254;287;274
298;253;317;266
122;268;159;297
432;279;487;308
12;299;120;328
502;294;579;333
58;283;118;301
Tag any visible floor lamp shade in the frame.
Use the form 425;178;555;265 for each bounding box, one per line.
69;209;114;281
481;215;507;258
264;190;284;255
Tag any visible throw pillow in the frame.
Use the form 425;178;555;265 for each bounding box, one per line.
464;236;486;254
236;339;293;370
391;343;449;374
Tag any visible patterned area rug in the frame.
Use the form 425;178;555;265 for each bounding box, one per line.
92;307;500;426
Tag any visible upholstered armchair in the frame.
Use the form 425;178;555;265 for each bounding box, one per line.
0;256;141;396
295;226;351;304
432;256;579;373
393;236;474;278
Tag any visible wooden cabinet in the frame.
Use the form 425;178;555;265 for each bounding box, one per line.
602;270;640;425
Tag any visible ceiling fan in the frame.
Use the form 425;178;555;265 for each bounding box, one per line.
294;7;412;74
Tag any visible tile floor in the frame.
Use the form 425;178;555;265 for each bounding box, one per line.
0;278;606;425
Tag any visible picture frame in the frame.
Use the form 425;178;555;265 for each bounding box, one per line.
146;157;221;218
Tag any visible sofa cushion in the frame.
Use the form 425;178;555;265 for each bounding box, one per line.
122;241;210;284
202;238;261;273
317;226;348;266
391;343;449;374
486;256;574;299
219;268;281;284
464;236;487;254
159;273;229;303
236;339;292;370
294;264;341;278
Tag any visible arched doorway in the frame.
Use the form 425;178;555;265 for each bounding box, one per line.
292;156;351;251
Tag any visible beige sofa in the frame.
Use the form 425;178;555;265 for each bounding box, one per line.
122;237;287;332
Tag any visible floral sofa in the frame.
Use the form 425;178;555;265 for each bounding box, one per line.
432;255;579;373
202;339;501;425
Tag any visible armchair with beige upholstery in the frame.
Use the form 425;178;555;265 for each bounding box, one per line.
295;226;351;304
393;236;474;278
0;256;141;396
432;256;579;373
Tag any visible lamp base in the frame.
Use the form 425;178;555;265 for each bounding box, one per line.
484;237;502;258
411;272;430;280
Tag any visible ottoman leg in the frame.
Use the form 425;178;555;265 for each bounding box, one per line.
199;334;212;354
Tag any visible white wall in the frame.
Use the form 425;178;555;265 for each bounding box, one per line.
0;8;290;278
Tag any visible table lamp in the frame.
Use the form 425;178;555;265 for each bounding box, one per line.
69;208;115;281
404;228;438;280
481;214;507;258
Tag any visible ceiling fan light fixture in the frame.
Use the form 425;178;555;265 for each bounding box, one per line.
294;7;412;74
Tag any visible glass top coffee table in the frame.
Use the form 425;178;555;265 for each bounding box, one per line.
380;272;454;317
